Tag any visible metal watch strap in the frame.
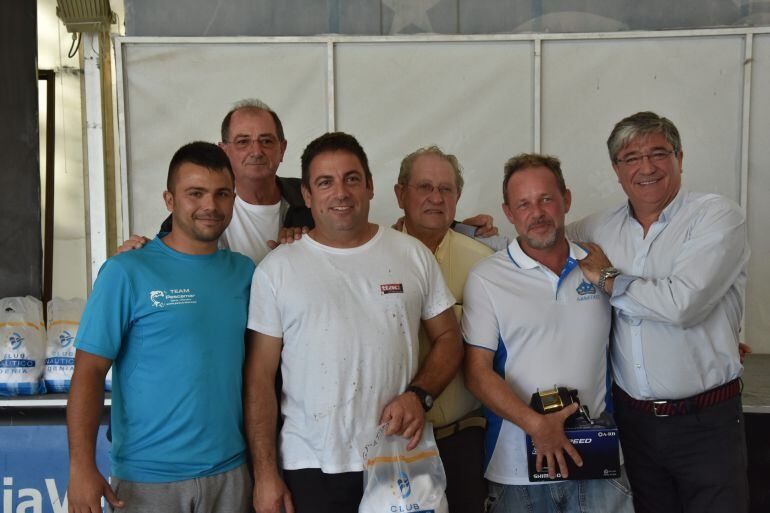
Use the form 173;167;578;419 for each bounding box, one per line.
597;266;620;292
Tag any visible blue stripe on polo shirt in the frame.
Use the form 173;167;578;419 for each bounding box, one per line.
556;256;579;294
506;247;520;268
483;335;509;473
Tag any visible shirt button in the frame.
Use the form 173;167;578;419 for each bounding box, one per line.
635;364;641;368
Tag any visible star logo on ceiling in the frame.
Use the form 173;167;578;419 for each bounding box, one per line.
383;0;442;34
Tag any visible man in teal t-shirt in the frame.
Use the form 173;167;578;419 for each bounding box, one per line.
66;142;255;513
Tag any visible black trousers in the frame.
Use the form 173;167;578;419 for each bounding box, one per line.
437;425;486;513
614;389;749;513
283;468;362;513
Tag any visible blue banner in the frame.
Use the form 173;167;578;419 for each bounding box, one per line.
0;424;110;513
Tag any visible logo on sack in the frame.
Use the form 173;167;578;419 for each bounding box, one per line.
59;330;74;348
380;283;404;295
150;290;166;308
9;333;24;350
396;471;411;499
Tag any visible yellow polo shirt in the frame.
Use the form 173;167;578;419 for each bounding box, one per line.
404;227;494;427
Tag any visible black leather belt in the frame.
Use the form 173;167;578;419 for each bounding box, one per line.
613;379;741;417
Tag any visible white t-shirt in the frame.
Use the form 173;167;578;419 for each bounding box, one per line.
219;196;281;264
461;239;611;485
248;226;456;473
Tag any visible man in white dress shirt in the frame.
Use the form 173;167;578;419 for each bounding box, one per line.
570;111;749;513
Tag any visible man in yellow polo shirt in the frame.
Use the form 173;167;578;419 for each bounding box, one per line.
394;146;494;513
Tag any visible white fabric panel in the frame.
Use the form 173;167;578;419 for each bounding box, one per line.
540;36;745;223
116;34;768;352
747;35;770;353
121;42;328;238
334;41;534;240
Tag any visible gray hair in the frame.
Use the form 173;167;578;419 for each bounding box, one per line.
220;98;285;142
607;111;681;162
398;146;464;192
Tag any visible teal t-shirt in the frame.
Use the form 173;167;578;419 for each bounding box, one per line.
75;236;255;482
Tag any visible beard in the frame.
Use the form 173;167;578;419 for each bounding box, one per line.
521;225;558;250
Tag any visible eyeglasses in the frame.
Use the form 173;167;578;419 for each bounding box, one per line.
614;148;677;168
225;136;278;150
405;183;458;197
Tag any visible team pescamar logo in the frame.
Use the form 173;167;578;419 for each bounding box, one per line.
380;283;404;295
149;288;197;307
150;290;166;308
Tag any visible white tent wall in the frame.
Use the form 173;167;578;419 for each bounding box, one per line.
747;34;770;356
114;29;770;353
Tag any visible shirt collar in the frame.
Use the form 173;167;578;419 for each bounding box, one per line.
624;189;686;225
507;238;587;270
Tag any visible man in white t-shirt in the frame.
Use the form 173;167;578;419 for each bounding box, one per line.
462;154;634;513
244;132;463;513
120;99;314;263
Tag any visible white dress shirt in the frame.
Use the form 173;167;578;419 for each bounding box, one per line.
568;190;749;401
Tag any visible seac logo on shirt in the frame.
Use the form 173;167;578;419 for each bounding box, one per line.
149;288;197;307
380;283;404;295
576;281;600;301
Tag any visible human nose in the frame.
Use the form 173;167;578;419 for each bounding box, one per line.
427;185;444;202
638;154;656;172
331;180;349;198
199;192;218;210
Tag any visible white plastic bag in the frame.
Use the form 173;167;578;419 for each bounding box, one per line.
358;423;448;513
43;297;85;393
0;296;46;396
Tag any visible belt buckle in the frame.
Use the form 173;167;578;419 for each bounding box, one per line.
652;400;670;417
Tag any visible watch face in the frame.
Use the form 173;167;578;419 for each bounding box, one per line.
425;395;434;409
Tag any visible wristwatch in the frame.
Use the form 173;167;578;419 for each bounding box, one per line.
405;385;434;412
597;266;620;293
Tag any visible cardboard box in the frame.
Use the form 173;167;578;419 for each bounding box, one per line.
526;424;620;482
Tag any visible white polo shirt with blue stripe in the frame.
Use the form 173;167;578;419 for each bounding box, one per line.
461;239;611;485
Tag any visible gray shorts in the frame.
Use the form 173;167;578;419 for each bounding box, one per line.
108;463;251;513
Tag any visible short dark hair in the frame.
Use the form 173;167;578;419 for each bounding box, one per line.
300;132;372;189
220;99;285;142
607;111;681;162
502;153;566;204
167;141;234;192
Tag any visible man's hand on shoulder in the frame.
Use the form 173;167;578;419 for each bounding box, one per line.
577;241;614;292
462;214;499;238
380;392;425;451
527;403;583;479
267;226;308;250
253;467;294;513
116;235;150;254
67;464;124;512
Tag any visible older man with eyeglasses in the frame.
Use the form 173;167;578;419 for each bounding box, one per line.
393;146;495;513
569;111;750;513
